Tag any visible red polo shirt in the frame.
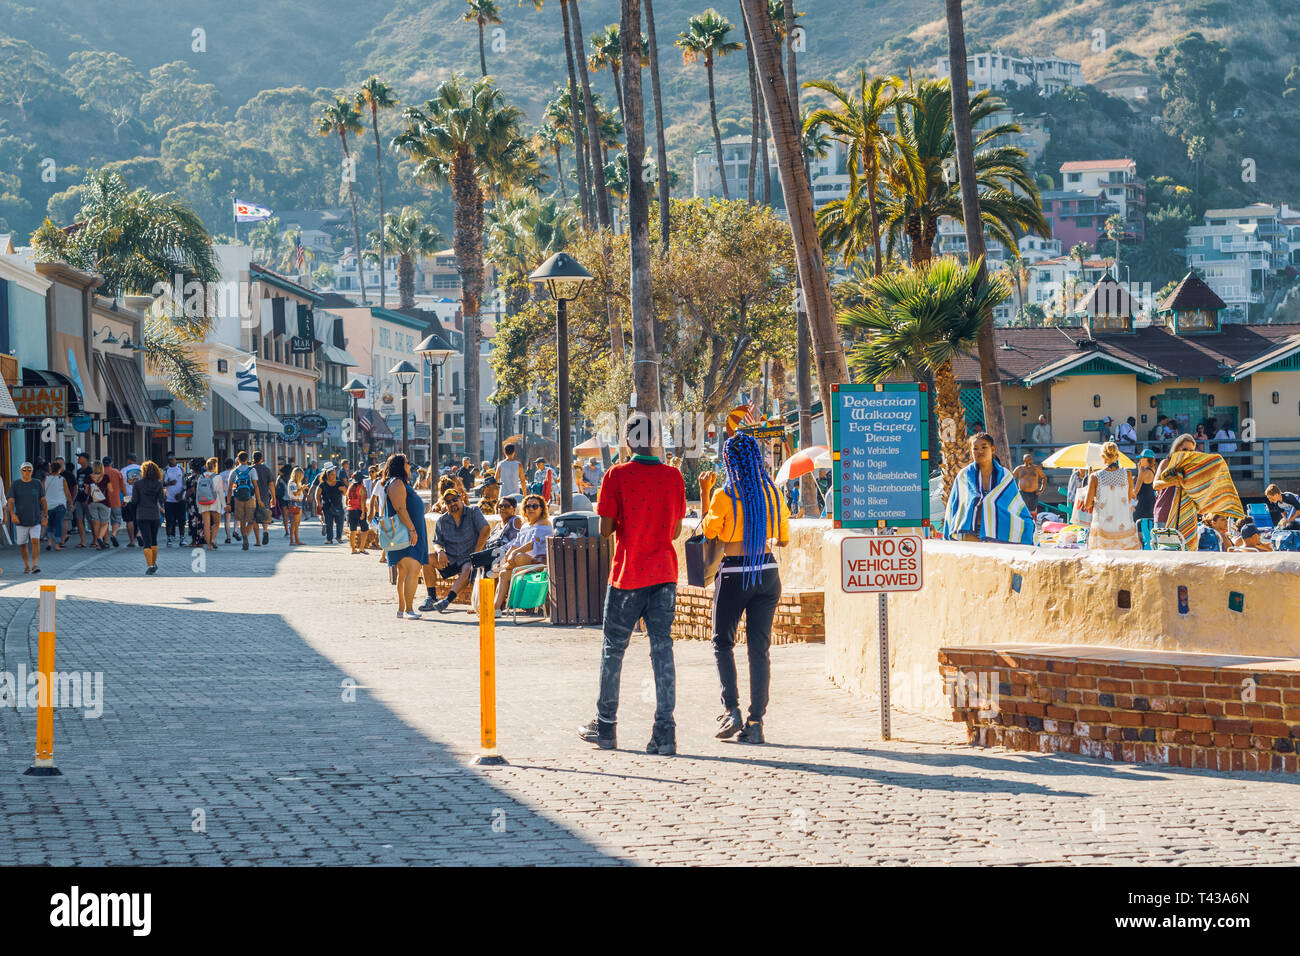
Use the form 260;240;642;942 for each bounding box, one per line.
597;457;686;590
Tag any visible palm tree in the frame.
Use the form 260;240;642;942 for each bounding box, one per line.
487;189;579;311
676;9;743;200
738;0;847;422
804;71;900;276
1068;240;1093;316
880;78;1048;265
394;73;528;460
355;76;399;307
566;0;613;228
462;0;503;77
248;216;286;265
589;25;625;122
30;170;217;407
534;121;570;197
1105;212;1125;271
643;0;672;253
841;257;1010;498
316;96;368;304
366;207;443;309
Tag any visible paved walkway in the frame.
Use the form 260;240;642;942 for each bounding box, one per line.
0;527;1298;865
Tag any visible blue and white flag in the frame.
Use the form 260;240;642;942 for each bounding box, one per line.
233;199;273;223
236;355;260;403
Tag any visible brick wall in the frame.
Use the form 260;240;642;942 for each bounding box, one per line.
939;644;1300;773
672;585;825;644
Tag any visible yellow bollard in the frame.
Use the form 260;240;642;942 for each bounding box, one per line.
472;576;507;766
25;585;62;777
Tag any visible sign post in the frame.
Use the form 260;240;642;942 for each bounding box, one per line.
832;382;929;741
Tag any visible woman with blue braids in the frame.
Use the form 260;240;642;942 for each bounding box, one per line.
700;432;790;744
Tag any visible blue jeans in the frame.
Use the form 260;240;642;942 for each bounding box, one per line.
47;505;66;542
597;582;677;734
323;507;344;541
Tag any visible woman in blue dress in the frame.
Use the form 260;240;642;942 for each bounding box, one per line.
380;454;429;620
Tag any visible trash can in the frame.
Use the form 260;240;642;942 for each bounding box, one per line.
545;534;610;625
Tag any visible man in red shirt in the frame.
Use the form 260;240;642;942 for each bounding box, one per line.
578;413;685;756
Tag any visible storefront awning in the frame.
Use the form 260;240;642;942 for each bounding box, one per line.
22;368;83;414
0;375;17;418
96;352;162;427
210;383;285;434
319;345;359;367
357;407;394;439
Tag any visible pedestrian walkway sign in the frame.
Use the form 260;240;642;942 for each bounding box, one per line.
830;382;929;529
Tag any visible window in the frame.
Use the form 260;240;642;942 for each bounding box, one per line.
379;328;391;347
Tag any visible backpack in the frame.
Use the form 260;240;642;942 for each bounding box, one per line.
232;465;254;502
196;473;217;506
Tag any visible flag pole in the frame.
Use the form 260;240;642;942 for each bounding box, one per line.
232;194;239;243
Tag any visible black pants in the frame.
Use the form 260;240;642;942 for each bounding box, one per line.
322;507;344;541
712;555;781;724
347;509;368;532
137;519;160;548
163;500;185;538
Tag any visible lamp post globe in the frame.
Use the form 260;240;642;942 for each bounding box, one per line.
415;332;456;471
389;361;420;460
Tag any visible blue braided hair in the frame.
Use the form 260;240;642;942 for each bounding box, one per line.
721;432;782;587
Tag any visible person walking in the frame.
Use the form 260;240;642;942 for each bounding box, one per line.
133;460;167;574
346;472;370;553
276;464;291;538
87;460;112;550
196;457;225;551
252;450;275;546
121;453;142;548
285;466;305;545
578;413;686;756
495;442;524;498
101;456;126;546
699;432;790;745
380;454;429;620
162;451;186;547
184;458;207;547
69;450;92;548
227;451;263;551
42;460;72;552
1084;441;1142;550
315;466;346;545
9;462;45;573
1133;449;1157;525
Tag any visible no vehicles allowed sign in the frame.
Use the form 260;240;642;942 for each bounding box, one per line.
841;534;923;593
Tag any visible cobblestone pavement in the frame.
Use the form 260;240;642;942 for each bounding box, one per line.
0;528;1298;865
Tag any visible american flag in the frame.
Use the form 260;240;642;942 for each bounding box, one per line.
294;238;305;270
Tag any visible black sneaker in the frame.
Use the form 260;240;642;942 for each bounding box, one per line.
646;727;676;756
736;721;765;744
233;531;241;542
242;539;249;551
110;536;119;547
577;719;616;750
146;566;157;575
715;708;744;740
417;595;438;612
262;531;269;545
432;595;454;613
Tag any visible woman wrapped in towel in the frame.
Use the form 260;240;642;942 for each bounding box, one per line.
943;432;1035;545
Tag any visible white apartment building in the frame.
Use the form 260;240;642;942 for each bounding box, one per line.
692;135;848;210
1059;159;1145;240
1018;236;1062;263
935;51;1082;94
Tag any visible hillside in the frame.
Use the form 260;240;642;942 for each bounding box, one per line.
1;0;1298;247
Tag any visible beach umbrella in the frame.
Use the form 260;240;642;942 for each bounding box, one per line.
573;435;612;455
775;445;829;483
1041;442;1136;470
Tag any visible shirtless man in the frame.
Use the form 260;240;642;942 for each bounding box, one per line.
1012;452;1047;515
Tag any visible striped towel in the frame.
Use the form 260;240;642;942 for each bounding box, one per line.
1164;451;1243;544
943;459;1035;545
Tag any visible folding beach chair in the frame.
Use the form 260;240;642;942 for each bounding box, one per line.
505;566;549;624
1249;502;1274;530
1150;527;1188;551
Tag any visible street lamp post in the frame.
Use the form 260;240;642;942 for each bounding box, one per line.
529;252;593;514
344;376;368;470
415;332;455;473
389;361;419;461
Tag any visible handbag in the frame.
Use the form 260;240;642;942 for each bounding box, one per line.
683;515;725;588
375;479;413;552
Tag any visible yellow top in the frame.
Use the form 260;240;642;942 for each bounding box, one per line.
703;486;790;544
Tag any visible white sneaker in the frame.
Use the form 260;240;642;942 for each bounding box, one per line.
403;611;422;620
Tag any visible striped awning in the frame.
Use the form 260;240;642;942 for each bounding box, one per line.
96;352;161;426
0;375;16;418
211;383;284;434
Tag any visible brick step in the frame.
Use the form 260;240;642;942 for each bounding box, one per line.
939;644;1300;774
673;584;825;644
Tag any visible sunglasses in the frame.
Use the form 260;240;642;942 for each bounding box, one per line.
524;503;540;511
